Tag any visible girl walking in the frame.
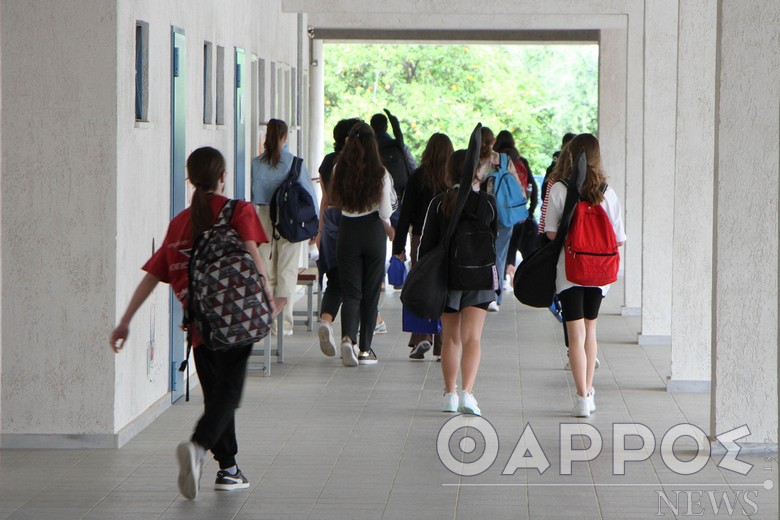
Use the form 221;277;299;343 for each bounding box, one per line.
418;149;497;415
328;121;396;366
109;147;272;499
251;118;318;336
543;133;625;417
392;132;453;360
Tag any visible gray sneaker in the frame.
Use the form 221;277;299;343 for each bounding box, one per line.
176;441;203;500
215;468;250;491
341;338;358;367
409;341;432;360
318;322;336;357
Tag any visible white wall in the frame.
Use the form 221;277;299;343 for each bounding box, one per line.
0;0;305;447
711;0;778;444
1;1;119;437
113;0;303;434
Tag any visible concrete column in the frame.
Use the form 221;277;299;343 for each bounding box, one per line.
621;0;646;316
667;0;717;392
638;0;678;345
598;28;628;303
308;38;325;189
711;0;778;445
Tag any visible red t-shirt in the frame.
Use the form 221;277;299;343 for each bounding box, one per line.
142;195;268;344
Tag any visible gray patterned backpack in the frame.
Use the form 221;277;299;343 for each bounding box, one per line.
186;199;272;350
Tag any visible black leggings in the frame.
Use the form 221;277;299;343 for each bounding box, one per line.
558;286;604;322
337;213;386;351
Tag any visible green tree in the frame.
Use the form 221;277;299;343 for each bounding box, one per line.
323;43;598;177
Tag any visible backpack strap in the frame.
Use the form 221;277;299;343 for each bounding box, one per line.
287;156;303;182
499;153;508;173
214;199;238;227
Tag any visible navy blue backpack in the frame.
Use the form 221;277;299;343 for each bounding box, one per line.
270;157;319;243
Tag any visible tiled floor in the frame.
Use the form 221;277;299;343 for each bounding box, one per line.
1;287;777;519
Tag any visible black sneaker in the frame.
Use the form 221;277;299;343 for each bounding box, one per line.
409;341;432;360
357;349;378;365
215;468;250;491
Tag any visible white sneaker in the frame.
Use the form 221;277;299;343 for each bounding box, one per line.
318;322;336;357
587;388;596;412
341;337;358;367
458;390;481;416
442;392;459;413
374;320;387;334
572;395;591;417
176;441;203;500
487;301;499;313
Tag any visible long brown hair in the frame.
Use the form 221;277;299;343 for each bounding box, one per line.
262;119;288;167
187;146;226;240
441;149;467;218
329;121;385;213
479;126;495;162
556;133;607;205
420;133;453;195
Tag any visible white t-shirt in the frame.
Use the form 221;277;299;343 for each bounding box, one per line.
543;181;627;295
340;170;397;220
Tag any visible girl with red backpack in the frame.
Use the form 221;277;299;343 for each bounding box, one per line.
543;134;626;418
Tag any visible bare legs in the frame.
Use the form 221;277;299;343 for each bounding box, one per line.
565;317;598;396
440;306;488;394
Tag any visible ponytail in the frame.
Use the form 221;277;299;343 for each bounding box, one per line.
186;146;226;241
441;149;467;218
262;119;289;167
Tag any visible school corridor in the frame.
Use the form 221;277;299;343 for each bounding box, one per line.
0;286;776;519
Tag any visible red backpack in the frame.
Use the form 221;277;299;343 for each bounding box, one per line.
565;190;619;286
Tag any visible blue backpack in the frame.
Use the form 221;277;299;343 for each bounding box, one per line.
489;153;528;227
270;157;319;243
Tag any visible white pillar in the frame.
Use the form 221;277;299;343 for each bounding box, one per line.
598;28;628;305
667;0;717;392
620;0;646;316
711;0;778;445
308;38;325;189
638;0;678;345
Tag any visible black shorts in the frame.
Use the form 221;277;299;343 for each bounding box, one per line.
558;287;604;321
444;301;491;313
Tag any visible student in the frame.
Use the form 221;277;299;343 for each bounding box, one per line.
543;133;626;418
475;126;520;312
493;130;538;286
251;119;318;336
370;110;417;227
418;149;497;415
109;147;272;500
392;132;453;360
329;121;396;366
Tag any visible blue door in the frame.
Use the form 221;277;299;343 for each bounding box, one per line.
234;47;246;199
170;27;187;402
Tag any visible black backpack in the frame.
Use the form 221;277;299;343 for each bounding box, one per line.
186;200;272;350
270;157;319;242
378;140;409;195
448;191;498;290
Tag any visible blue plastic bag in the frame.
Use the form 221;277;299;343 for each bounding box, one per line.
387;255;407;287
402;306;441;334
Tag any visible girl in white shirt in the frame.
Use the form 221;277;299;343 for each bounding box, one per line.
328;121;396;366
544;133;626;418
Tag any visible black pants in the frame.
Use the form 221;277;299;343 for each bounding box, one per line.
320;267;342;319
191;344;252;469
337;212;386;352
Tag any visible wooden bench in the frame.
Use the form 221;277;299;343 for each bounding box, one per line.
294;267;320;331
249;296;287;377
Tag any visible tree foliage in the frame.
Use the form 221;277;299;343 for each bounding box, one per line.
323;43;598;177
